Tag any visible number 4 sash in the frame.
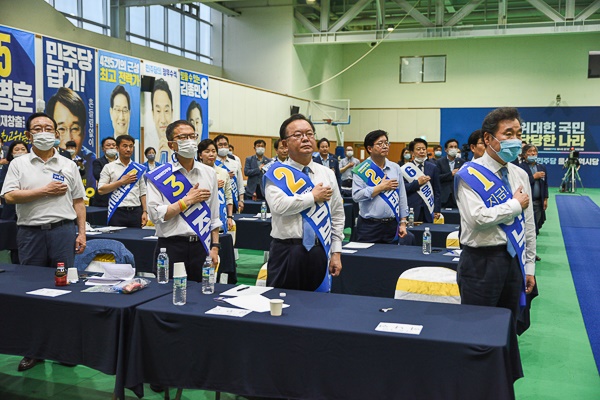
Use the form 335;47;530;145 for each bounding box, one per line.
455;162;527;308
215;159;239;209
400;163;435;220
107;162;147;224
353;159;400;223
146;163;213;254
264;161;332;293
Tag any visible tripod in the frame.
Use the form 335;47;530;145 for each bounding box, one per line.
560;163;584;193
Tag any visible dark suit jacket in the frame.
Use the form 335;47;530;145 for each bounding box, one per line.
91;155;111;207
313;153;342;188
519;161;548;228
436;156;465;207
244;154;271;196
403;160;441;223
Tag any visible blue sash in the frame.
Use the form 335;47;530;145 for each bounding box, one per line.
353;159;400;223
145;163;212;254
107;162;147;224
455;162;527;307
400;163;435;219
218;185;228;234
263;162;332;293
215;159;239;209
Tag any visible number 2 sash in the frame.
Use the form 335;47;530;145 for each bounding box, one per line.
353;159;400;223
146;163;212;254
455;162;527;308
215;159;239;209
107;162;147;224
400;163;435;219
263;162;332;293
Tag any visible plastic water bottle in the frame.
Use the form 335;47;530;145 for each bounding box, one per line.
260;201;267;220
202;256;215;294
408;208;414;228
156;248;169;284
422;227;432;254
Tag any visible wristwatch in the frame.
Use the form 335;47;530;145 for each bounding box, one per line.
211;243;221;249
227;216;233;219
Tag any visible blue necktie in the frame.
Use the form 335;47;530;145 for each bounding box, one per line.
500;167;517;258
302;166;316;252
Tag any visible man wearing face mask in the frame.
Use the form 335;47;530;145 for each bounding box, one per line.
519;144;548;239
146;120;221;281
1;113;87;372
91;137;118;207
455;107;536;382
339;145;359;189
436;138;465;208
244;139;271;200
214;135;244;213
430;145;443;162
66;140;85;179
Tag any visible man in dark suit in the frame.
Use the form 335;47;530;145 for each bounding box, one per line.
519;144;548;238
313;138;341;189
402;138;441;223
90;137;118;206
244;139;271;200
436;138;465;208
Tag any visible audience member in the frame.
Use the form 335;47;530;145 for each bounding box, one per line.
398;146;411;166
143;146;162;171
436;138;465;208
468;129;486;160
244;139;271;200
339;145;359;188
214;134;244;212
519;144;548;242
313;138;342;188
91;137;118;206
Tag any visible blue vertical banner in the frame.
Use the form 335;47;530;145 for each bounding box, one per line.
0;25;35;145
179;70;209;140
98;51;140;151
42;37;97;188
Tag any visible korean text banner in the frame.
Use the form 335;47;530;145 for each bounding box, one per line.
180;70;208;140
441;107;600;188
0;25;35;144
43;37;97;188
98;50;140;147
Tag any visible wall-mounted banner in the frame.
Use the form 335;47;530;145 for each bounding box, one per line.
441;107;600;188
98;50;140;151
42;37;96;188
180;70;208;140
0;25;35;145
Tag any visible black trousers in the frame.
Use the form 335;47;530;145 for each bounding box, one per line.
355;216;415;245
267;239;327;291
153;237;208;282
109;206;142;228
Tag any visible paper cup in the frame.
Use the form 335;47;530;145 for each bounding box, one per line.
270;299;284;316
173;262;187;278
67;268;79;283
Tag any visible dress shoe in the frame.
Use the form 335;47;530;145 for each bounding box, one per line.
17;357;43;371
535;255;541;261
150;384;165;393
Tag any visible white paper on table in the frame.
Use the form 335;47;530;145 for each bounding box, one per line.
143;235;158;240
444;249;462;256
95;226;127;232
86;232;103;235
444;208;453;211
340;249;357;254
223;294;289;313
253;213;272;219
220;285;273;297
27;288;71;297
85;263;135;285
344;242;374;249
239;217;259;221
375;322;423;335
205;306;252;317
452;257;460;262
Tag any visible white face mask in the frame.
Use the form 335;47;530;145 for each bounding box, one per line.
67;149;76;156
414;157;427;164
12;152;27;158
176;139;197;159
32;132;57;151
106;148;118;158
346;151;354;158
218;148;229;157
256;147;265;156
447;148;458;157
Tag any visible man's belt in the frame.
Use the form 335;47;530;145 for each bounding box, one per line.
22;220;74;230
116;206;141;211
274;238;321;246
161;235;201;243
363;216;396;223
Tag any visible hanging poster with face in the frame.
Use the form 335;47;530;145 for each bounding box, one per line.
180;70;208;140
98;51;140;151
141;61;179;165
0;25;35;145
42;37;96;188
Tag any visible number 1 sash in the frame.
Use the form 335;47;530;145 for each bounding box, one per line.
215;159;239;209
455;162;527;308
145;163;212;254
263;161;332;293
400;163;435;219
353;159;400;223
107;162;147;224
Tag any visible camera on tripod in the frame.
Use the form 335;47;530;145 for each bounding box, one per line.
566;150;580;166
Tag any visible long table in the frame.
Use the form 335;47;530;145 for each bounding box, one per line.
125;283;516;400
408;222;460;248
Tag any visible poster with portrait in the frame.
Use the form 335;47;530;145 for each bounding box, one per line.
180;70;208;140
0;25;35;146
98;50;140;154
42;37;96;188
141;61;179;165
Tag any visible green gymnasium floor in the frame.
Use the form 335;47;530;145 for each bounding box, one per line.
1;189;599;399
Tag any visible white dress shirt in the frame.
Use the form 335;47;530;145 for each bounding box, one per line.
1;149;85;225
339;156;360;181
456;152;536;275
214;165;233;205
98;157;147;207
147;160;222;237
218;156;244;199
265;159;344;253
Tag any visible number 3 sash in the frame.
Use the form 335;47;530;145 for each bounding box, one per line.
455;162;527;307
146;163;212;254
353;159;400;223
107;162;147;224
215;159;239;209
264;162;332;293
400;163;435;219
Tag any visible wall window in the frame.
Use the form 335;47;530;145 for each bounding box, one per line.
400;56;446;83
46;0;110;35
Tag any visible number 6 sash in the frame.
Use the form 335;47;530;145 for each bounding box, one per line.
455;162;527;308
146;163;212;254
353;159;400;223
263;161;332;293
215;159;239;209
107;162;147;223
400;163;435;220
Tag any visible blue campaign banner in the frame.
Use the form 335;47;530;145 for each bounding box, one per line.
0;25;35;145
179;70;208;140
43;37;97;188
98;51;140;153
441;107;600;188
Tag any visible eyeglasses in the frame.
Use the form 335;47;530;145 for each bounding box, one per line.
173;133;199;141
112;107;130;115
30;126;56;134
285;130;315;141
374;141;390;148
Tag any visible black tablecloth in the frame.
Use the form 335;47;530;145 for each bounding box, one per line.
86;206;108;226
241;200;263;215
0;263;172;399
442;208;461;225
125;283;515;400
408;222;461;248
0;219;17;251
333;244;459;298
